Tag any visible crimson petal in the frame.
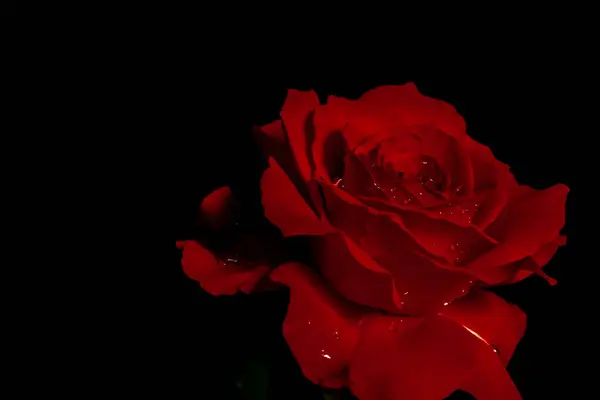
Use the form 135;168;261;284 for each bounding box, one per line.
468;184;569;283
179;240;270;295
261;157;334;237
270;262;363;388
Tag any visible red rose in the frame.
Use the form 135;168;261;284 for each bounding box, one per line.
255;84;567;399
177;83;568;399
257;83;568;315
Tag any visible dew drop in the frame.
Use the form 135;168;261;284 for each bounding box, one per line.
443;302;449;306
455;186;463;194
439;211;443;215
461;208;468;214
491;344;500;354
333;331;340;341
418;191;423;196
321;349;332;360
474;203;480;209
307;320;312;325
422;160;428;165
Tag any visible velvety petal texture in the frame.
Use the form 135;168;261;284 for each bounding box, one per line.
272;262;524;400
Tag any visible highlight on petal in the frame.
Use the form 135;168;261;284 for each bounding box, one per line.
439;290;526;365
280;89;321;182
468;183;569;284
270;262;363;388
261;157;334;237
179;240;270;295
199;186;233;229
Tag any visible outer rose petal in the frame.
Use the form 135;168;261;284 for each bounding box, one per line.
348;315;520;400
358;84;468;139
312;233;404;314
439;290;526;365
261;158;334;237
272;263;524;399
280;89;321;183
270;262;363;388
179;240;270;295
468;184;569;283
494;235;566;285
199;186;233;229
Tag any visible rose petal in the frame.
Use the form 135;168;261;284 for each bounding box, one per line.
199;186;233;229
495;235;566;285
312;233;404;313
261;157;334;237
179;240;270;295
357;83;467;139
269;262;363;388
280;89;321;182
439;290;526;365
320;183;474;315
349;290;523;400
468;184;569;283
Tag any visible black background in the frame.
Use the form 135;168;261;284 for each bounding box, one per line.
170;53;582;399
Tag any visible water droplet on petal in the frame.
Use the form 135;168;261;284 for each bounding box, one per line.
307;320;312;325
422;160;428;165
443;302;449;306
474;203;480;209
418;191;423;196
321;349;332;359
455;186;463;194
491;344;500;354
333;331;340;340
461;208;468;214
